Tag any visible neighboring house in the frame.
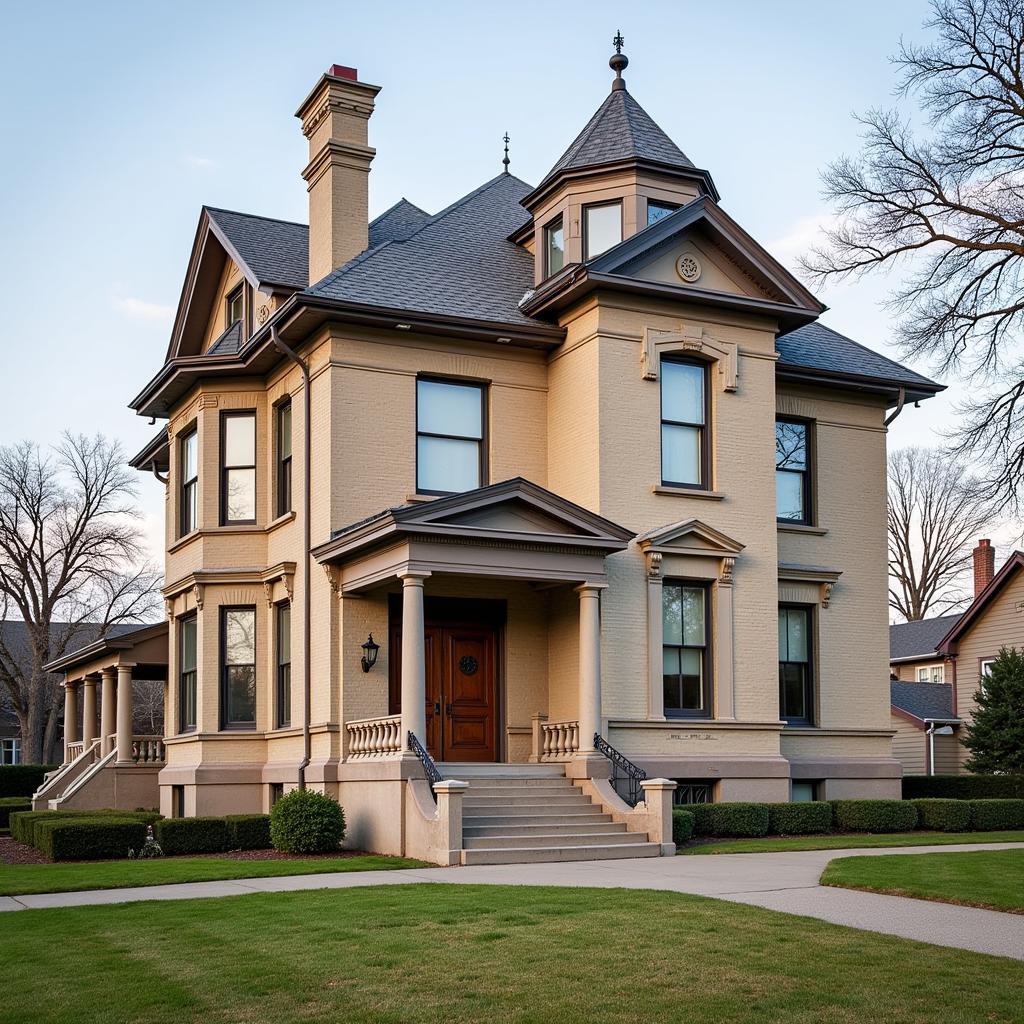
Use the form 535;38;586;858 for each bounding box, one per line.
889;539;1024;775
0;706;20;765
48;47;942;863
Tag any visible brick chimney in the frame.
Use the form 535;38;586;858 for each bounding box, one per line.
973;538;995;597
296;65;380;284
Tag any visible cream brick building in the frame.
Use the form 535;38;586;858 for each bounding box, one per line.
41;46;943;864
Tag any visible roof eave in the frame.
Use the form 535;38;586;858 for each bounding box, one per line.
128;430;170;472
938;551;1024;653
775;365;944;406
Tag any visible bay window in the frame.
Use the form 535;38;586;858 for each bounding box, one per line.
221;412;256;524
584;201;622;259
180;428;198;536
179;614;197;733
221;606;256;729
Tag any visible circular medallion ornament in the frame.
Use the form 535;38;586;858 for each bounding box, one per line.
459;655;479;676
675;253;702;283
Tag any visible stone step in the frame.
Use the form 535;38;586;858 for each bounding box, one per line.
460;842;661;866
462;793;592;808
439;763;566;779
463;811;613;827
462;779;577;791
463;820;628;838
463;831;647;850
462;803;601;818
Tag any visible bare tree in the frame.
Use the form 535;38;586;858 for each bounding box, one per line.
888;446;998;620
803;0;1024;510
0;434;160;763
132;679;165;736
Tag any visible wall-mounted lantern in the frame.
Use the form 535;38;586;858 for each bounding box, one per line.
360;633;380;673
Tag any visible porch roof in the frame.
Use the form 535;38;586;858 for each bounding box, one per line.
43;621;169;679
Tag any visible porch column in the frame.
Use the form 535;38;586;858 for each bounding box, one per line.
400;572;430;752
81;676;98;750
100;668;116;756
576;583;606;754
63;681;79;763
115;663;135;764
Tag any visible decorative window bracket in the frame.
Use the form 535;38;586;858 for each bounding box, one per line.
641;325;738;392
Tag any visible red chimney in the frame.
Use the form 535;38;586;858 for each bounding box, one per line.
327;64;358;81
973;538;995;598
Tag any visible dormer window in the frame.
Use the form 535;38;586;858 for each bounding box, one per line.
647;200;678;225
584;201;622;259
545;215;565;276
226;285;244;329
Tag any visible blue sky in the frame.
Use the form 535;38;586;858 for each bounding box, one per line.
1;0;960;556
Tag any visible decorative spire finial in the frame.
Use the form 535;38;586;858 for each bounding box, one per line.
609;30;628;91
502;132;510;174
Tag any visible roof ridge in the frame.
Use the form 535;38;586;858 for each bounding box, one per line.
416;172;533;234
204;206;308;229
369;197;429;227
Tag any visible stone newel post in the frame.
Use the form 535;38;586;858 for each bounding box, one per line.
400;572;429;752
639;778;678;856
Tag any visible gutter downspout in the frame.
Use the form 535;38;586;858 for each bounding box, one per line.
883;386;906;428
271;325;312;789
923;719;959;776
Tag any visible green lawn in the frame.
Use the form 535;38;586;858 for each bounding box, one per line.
681;830;1024;854
2;885;1021;1024
822;849;1024;913
0;854;427;896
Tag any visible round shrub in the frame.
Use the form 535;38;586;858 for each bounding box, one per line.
689;802;770;838
910;798;971;832
270;789;346;853
968;798;1024;831
831;799;918;833
672;808;695;845
767;801;833;836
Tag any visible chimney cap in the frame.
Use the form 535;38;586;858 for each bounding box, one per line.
978;538;992;547
327;64;358;81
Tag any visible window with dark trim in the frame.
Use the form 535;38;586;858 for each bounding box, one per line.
269;782;284;806
779;604;813;724
544;215;564;276
583;201;622;259
226;285;244;329
672;780;714;805
791;780;820;802
221;606;256;729
180;428;198;537
220;411;256;524
775;419;812;524
276;401;292;518
276;601;292;728
647;200;678;225
416;378;485;494
171;785;185;818
179;613;197;733
661;358;708;488
662;581;711;717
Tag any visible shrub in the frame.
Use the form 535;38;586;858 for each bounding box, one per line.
968;798;1024;831
831;799;918;833
0;764;58;798
0;797;31;830
35;818;147;861
767;801;833;835
903;775;1024;800
226;814;271;851
155;817;229;856
270;789;346;853
672;808;695;845
689;802;770;838
10;808;158;847
910;798;971;832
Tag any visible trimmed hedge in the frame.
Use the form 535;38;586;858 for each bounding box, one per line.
903;775;1024;800
968;799;1024;831
689;802;770;838
831;799;918;833
226;814;271;851
0;797;31;829
767;801;833;835
10;808;158;847
910;798;971;832
154;816;229;856
672;808;695;845
270;789;346;853
0;764;58;798
36;817;147;862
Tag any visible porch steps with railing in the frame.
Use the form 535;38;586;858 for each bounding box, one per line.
440;763;659;865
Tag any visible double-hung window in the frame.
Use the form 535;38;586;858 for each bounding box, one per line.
221;606;256;729
776;419;812;524
0;738;21;765
221;412;256;524
416;379;485;494
180;429;198;536
545;215;564;276
276;602;292;728
779;605;813;724
583;201;622;259
917;665;944;683
661;358;708;488
276;401;292;517
179;614;197;733
662;582;710;717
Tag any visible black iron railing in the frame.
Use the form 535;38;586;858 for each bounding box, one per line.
408;731;443;797
594;733;647;807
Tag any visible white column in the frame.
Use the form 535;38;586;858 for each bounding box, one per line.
100;668;116;756
646;554;665;720
63;682;79;763
576;583;605;754
116;663;135;764
400;572;429;752
81;676;98;749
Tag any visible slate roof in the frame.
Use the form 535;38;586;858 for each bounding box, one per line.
540;87;694;187
891;681;959;722
368;199;429;247
308;173;537;327
206;208;309;290
208;319;242;355
890;614;962;662
777;322;941;396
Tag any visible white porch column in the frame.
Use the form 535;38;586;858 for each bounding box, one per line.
100;668;116;756
400;572;430;752
63;682;79;763
115;663;135;764
81;676;98;750
576;582;606;754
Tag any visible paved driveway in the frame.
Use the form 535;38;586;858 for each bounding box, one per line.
3;842;1022;960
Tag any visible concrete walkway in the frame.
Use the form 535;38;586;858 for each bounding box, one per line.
3;841;1022;960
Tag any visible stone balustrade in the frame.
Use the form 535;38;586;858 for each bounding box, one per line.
132;736;165;764
346;714;403;759
67;741;85;762
539;719;580;761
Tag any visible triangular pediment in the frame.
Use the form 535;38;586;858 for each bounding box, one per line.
636;517;745;557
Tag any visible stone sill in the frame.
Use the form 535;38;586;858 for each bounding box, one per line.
777;522;828;536
651;485;725;500
608;719;785;732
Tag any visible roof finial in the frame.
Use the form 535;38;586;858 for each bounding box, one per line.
502;132;510;174
609;30;628;91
